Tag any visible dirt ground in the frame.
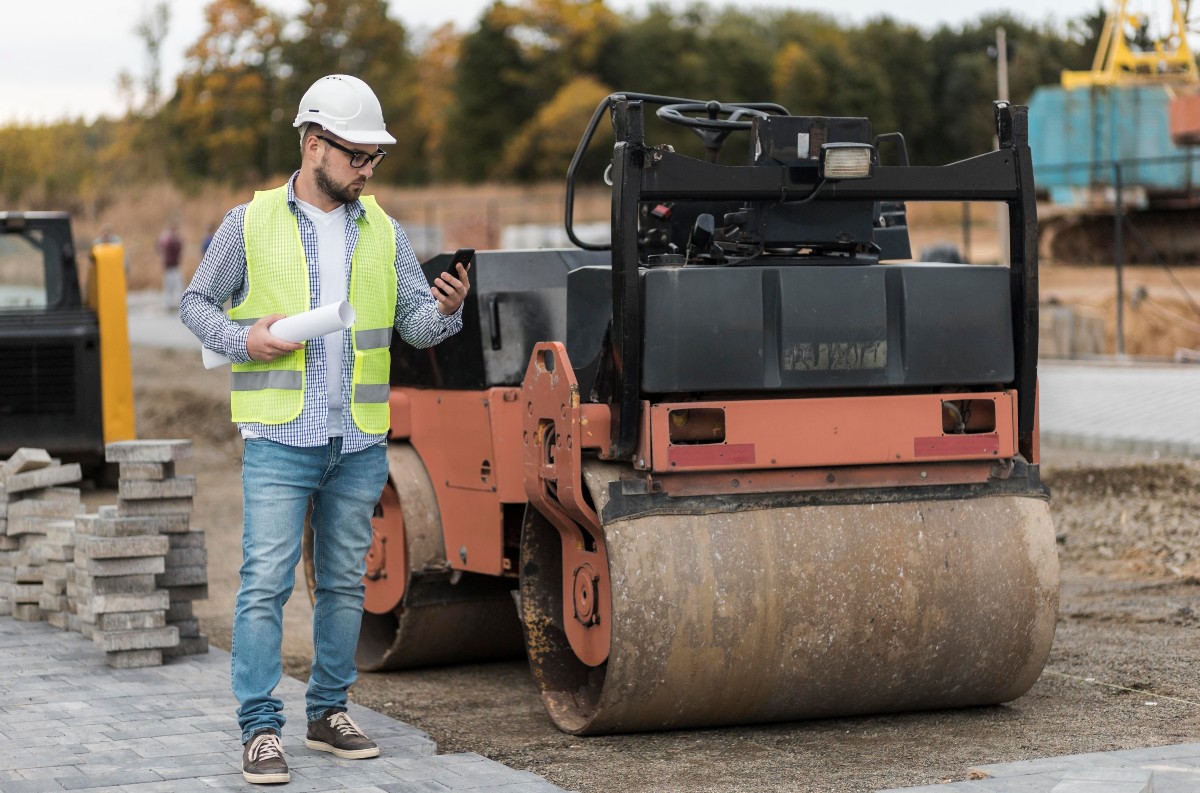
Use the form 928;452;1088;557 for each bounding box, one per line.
109;335;1200;793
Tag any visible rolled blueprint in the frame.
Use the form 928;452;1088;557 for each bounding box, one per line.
201;301;357;369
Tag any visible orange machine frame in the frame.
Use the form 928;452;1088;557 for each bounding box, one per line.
387;342;1025;577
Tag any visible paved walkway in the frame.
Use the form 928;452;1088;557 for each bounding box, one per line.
0;618;569;793
1040;360;1200;457
879;744;1200;792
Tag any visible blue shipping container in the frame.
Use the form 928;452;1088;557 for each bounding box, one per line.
1028;83;1200;205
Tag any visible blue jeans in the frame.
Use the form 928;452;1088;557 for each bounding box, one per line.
233;437;387;743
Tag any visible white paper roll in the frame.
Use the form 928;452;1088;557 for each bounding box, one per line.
201;301;358;369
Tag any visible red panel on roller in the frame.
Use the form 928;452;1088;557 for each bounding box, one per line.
914;434;999;458
668;443;757;468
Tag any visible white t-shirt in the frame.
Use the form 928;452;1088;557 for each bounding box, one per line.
295;197;349;437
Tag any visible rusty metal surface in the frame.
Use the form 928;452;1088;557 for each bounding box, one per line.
521;341;613;667
522;461;1059;735
363;477;408;615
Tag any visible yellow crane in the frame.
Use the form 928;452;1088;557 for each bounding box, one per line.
1061;0;1198;89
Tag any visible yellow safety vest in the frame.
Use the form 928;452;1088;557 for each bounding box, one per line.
229;186;397;434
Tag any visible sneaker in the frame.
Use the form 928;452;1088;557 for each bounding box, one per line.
305;708;380;759
242;728;290;784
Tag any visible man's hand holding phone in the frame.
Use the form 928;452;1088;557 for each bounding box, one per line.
433;247;473;316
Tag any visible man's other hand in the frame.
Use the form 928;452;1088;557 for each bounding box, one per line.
247;314;305;362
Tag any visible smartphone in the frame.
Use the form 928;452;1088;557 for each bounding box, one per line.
450;247;475;273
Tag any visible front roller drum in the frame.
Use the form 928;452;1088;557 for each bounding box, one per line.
520;463;1059;734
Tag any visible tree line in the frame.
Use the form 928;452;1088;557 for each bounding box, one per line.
0;0;1106;210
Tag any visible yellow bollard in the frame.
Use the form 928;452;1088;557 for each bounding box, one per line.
87;242;136;444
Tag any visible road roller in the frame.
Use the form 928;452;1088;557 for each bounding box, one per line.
305;93;1059;735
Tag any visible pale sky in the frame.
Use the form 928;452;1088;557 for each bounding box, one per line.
0;0;1127;124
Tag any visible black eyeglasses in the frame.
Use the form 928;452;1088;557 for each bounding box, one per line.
317;135;387;169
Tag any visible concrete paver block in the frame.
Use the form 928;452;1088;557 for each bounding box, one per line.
162;634;209;657
38;592;68;612
39;487;82;503
167;531;206;549
78;513;189;537
164;548;207;567
167;617;200;636
12;583;42;603
79;535;170;559
118;476;197;501
165;600;193;621
118;462;176;480
77;555;165;577
1;448;53;478
104;440;193;463
78;590;170;618
8;515;76;537
156;565;207;587
96;610;167;631
4;464;83;495
11;604;43;621
93;626;179;652
73;572;159;595
7;499;83;519
116;497;193;518
166;584;208;602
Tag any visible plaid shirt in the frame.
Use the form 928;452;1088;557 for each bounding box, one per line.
180;173;462;453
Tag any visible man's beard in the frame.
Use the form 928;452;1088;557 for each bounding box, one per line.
314;156;366;205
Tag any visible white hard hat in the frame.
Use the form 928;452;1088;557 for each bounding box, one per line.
293;74;397;145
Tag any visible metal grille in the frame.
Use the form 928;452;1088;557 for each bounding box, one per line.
0;344;76;415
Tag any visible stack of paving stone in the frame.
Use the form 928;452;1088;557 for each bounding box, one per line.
107;439;209;659
0;449;84;625
0;442;212;669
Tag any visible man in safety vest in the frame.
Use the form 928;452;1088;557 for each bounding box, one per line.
180;74;470;785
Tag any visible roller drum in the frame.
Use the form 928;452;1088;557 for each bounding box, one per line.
521;463;1059;734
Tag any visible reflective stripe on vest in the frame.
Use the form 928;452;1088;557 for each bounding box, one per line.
354;327;392;350
229;186;397;432
231;371;303;391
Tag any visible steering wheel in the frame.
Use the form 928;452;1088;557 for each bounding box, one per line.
656;101;775;131
656;101;782;161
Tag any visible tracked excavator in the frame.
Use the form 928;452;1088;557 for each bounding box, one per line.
1031;0;1200;264
304;93;1058;734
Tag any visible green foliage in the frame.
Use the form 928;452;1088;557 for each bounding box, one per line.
0;121;117;213
0;0;1144;201
444;11;536;182
162;0;285;184
494;76;616;181
445;0;621;182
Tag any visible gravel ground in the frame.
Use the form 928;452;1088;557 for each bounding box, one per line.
123;344;1200;793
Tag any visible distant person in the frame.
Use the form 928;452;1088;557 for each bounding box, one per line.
156;223;184;309
179;74;471;785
